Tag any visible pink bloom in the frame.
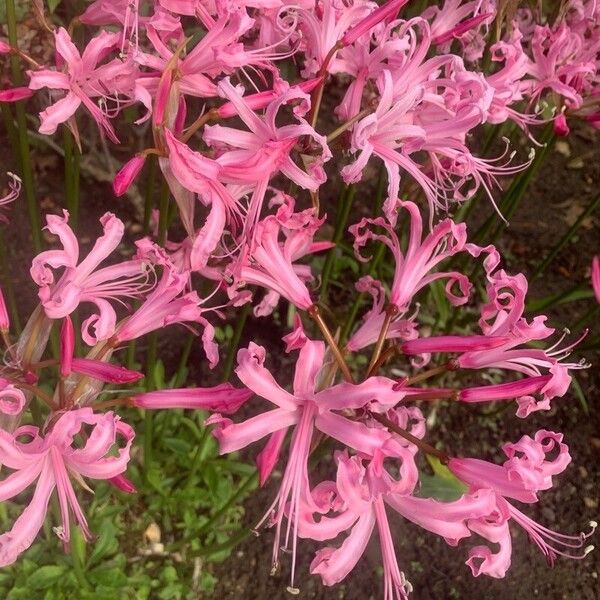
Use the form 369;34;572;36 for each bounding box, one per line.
350;201;472;314
295;0;374;77
449;431;594;575
203;77;330;230
132;383;252;413
27;28;137;140
0;379;25;415
207;341;401;586
114;241;219;366
60;315;143;384
592;256;600;303
554;113;570;136
346;276;418;352
456;270;577;417
233;215;319;312
30;211;153;345
341;0;410;47
401;335;510;355
0;409;133;565
0;172;21;224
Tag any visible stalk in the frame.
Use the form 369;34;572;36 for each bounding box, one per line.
370;412;449;464
143;179;171;475
6;0;42;252
320;185;356;301
309;305;354;383
221;303;251;383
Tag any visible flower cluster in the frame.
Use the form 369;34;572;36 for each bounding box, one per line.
0;0;598;597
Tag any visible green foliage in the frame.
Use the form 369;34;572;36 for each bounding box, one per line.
0;361;256;598
416;456;468;502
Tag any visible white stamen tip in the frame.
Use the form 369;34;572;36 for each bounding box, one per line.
286;587;300;595
584;545;594;555
528;148;536;160
589;520;598;530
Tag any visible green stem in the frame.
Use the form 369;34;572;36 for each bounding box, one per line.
71;526;91;591
174;332;195;387
320;185;356;301
143;333;157;477
6;0;42;253
63;128;81;225
143;155;157;235
221;303;250;383
532;192;600;280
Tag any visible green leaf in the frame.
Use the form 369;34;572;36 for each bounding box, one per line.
48;0;61;13
571;376;589;415
28;566;67;590
163;437;192;455
430;280;449;324
88;520;118;567
416;456;468;501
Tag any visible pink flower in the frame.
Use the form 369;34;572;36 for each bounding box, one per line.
207;340;401;587
114;241;219;366
455;270;577;416
30;211;153;345
0;172;21;224
203;77;330;230
350;202;472;314
232;215;320;312
449;431;594;575
0;409;133;565
346;276;419;352
27;28;137;140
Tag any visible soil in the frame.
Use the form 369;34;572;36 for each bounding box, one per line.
1;113;598;600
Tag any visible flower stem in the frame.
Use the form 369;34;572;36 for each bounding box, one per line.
370;412;449;464
222;303;250;383
320;185;355;302
309;305;354;383
405;363;452;385
367;304;398;376
6;0;42;253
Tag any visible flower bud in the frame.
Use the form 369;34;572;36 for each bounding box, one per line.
553;113;570;137
0;87;33;102
60;316;75;377
113;154;146;197
0;287;9;331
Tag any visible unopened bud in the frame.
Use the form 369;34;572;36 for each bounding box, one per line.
0;287;9;331
113;154;146;197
